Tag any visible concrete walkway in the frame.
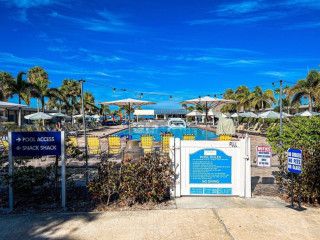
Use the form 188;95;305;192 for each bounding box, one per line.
1;196;319;240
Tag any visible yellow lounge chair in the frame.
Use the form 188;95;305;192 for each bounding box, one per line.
161;134;174;154
219;135;232;141
108;135;121;155
68;136;78;147
0;139;9;153
140;135;154;154
182;134;195;140
87;136;101;155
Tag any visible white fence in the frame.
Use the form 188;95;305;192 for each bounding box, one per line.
170;137;251;198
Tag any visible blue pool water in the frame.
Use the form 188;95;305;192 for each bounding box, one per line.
116;127;218;141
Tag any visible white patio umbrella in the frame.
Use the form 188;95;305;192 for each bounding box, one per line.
186;110;203;124
100;98;156;135
49;112;70;118
239;112;258;118
257;111;281;119
73;114;92;118
216;113;230;118
186;110;203;116
295;110;320;117
180;96;237;140
238;112;258;126
282;112;293;117
25;112;53;120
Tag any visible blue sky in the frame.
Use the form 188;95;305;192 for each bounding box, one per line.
1;0;320;109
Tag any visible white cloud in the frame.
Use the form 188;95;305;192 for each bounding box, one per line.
49;11;136;33
216;1;263;15
4;0;57;8
261;71;286;77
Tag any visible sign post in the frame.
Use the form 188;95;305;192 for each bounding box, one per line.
287;148;302;208
256;146;271;167
8;131;66;212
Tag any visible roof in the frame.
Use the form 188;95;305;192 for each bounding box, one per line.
154;109;189;115
0;101;27;108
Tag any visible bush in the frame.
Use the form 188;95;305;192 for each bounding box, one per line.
267;117;320;204
1;166;52;197
87;162;118;205
88;153;175;206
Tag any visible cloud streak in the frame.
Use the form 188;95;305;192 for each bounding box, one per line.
49;11;136;33
187;0;320;27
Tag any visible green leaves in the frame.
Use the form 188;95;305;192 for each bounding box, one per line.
88;153;174;206
267;117;320;204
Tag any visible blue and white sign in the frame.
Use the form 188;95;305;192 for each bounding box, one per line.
287;148;302;174
189;149;232;184
11;132;62;156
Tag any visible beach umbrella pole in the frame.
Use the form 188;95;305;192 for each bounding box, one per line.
279;79;283;135
79;79;88;185
205;102;208;140
128;103;131;136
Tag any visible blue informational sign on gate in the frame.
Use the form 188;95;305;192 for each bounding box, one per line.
287;148;302;174
189;149;232;184
11;132;62;156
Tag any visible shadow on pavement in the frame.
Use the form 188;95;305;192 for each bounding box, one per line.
0;212;100;240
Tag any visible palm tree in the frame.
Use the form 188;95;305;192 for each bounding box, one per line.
289;70;320;111
250;86;276;111
235;86;251;112
0;71;15;101
118;105;135;120
31;79;64;113
99;104;110;116
9;72;37;106
60;79;81;118
187;105;195;112
181;103;188;110
27;66;49;112
221;89;237;113
82;91;98;114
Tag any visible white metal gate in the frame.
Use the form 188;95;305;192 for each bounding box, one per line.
170;138;251;197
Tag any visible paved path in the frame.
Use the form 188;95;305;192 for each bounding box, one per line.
1;196;320;240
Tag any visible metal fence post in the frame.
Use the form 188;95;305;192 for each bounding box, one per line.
8;132;13;212
61;131;66;210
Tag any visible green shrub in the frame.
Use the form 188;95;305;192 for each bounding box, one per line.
87;161;118;205
267;117;320;204
88;153;175;206
2;166;51;197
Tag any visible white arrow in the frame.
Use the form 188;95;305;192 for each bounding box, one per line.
16;137;21;142
16;146;21;151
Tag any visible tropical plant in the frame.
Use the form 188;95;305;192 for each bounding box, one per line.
82;91;98;114
221;89;237;113
288;70;320;112
181;103;188;110
118;105;134;120
60;79;81;117
31;81;64;112
99;104;110;116
235;85;251;112
250;86;276;111
267;117;320;204
8;72;37;105
0;71;15;101
27;66;49;111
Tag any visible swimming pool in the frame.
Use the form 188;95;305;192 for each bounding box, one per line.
116;127;218;141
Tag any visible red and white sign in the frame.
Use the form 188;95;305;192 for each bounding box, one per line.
256;146;271;167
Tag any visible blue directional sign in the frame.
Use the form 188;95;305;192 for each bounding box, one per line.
11;132;62;156
287;148;302;174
